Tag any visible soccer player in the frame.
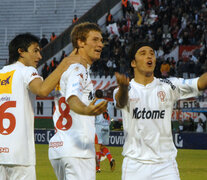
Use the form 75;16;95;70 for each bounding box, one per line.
48;22;108;180
0;33;81;180
113;41;207;180
94;89;115;173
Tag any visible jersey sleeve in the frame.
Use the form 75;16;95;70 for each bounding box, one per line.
170;77;200;100
61;64;86;103
24;66;43;87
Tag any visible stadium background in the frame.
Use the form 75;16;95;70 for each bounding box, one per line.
1;0;207;179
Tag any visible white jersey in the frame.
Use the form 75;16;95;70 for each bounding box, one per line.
0;61;42;166
95;99;110;126
113;77;200;163
49;63;95;160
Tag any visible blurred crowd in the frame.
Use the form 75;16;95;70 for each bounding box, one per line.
91;0;207;79
41;0;207;80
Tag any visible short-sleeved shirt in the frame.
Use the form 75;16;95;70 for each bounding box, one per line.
0;62;42;165
49;64;95;160
113;77;200;163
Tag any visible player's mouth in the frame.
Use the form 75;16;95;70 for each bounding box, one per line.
94;49;102;54
147;60;153;67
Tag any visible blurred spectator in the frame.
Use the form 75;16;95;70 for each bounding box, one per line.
121;0;128;18
59;50;67;62
178;119;184;132
41;62;50;79
188;59;196;78
106;10;113;26
72;14;78;24
160;60;170;78
50;32;57;42
40;34;48;49
50;57;58;72
183;118;194;132
195;112;207;124
196;118;205;132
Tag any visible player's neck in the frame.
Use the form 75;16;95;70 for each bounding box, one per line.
134;73;154;86
78;49;93;66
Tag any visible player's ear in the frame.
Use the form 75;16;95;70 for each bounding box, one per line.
131;59;136;68
18;48;24;54
18;48;25;57
77;39;85;48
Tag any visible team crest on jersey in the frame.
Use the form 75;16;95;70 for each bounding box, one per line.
157;91;166;102
78;73;83;79
0;70;15;94
32;72;38;76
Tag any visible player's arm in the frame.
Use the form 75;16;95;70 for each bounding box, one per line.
68;96;108;116
29;51;83;97
114;72;129;108
197;72;207;91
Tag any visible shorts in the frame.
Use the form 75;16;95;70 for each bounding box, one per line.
50;157;95;180
122;157;180;180
95;124;109;145
0;164;36;180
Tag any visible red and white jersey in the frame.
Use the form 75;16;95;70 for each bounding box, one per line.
113;77;200;163
0;61;42;165
49;64;95;160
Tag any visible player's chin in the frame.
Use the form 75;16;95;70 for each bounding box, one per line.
93;55;101;61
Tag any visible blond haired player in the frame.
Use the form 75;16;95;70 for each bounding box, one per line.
0;33;80;180
49;22;107;180
113;41;207;180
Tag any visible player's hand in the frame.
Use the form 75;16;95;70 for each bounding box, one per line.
61;50;87;70
86;98;108;116
115;72;129;88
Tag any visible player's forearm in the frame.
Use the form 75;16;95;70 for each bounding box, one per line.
67;95;89;115
197;72;207;91
115;86;128;108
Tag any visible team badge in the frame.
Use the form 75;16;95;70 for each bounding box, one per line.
32;72;38;76
157;91;166;102
0;70;15;94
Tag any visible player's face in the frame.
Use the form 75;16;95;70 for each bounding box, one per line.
20;43;42;68
82;31;103;63
132;46;156;76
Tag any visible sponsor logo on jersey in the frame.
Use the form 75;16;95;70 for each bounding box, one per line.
49;141;63;148
157;91;166;102
0;96;10;102
129;98;140;103
160;79;176;90
0;147;9;153
133;107;165;119
0;70;15;94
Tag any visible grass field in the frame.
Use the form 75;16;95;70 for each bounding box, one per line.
36;144;207;180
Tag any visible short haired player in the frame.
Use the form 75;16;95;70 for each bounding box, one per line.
0;33;80;180
113;41;207;180
94;89;115;173
48;22;108;180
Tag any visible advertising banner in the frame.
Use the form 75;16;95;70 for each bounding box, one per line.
35;129;207;149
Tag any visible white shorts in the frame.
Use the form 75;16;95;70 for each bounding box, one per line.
95;124;109;145
0;165;36;180
50;157;95;180
122;157;180;180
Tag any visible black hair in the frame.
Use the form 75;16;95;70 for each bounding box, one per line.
128;41;155;63
9;33;40;64
95;89;103;98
